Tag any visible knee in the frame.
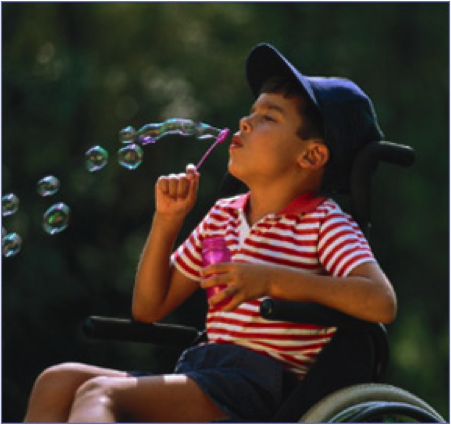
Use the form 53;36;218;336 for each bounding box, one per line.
32;362;87;395
73;376;114;406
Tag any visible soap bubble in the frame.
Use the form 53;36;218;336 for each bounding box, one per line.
42;202;71;235
119;126;136;144
2;193;19;217
195;122;222;140
37;175;60;197
163;118;197;136
2;232;22;258
85;145;109;172
136;118;221;145
118;143;144;170
136;123;160;144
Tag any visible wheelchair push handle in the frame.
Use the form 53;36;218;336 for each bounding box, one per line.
353;141;415;175
373;141;415;167
350;141;415;235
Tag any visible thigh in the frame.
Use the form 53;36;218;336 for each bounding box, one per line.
102;373;227;423
47;362;131;387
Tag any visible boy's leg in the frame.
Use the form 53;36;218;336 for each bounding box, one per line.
68;373;227;423
24;362;129;423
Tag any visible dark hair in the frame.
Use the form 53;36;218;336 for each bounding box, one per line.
260;75;324;141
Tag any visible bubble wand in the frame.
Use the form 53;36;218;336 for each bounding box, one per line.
195;128;230;170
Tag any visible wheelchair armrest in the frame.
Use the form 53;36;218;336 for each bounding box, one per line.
83;316;202;346
260;298;381;331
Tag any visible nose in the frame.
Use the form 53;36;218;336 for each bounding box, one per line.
239;116;251;133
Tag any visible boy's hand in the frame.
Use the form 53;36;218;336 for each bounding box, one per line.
200;263;273;311
155;164;199;221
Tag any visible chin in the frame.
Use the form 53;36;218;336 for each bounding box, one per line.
228;167;250;191
228;160;244;181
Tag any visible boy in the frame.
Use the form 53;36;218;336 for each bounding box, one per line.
24;43;396;423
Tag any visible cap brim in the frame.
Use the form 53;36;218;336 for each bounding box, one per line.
246;43;320;110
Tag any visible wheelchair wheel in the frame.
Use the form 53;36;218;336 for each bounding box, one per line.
300;383;445;423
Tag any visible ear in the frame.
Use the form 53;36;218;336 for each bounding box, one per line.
298;141;329;170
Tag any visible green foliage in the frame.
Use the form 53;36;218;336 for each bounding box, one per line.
2;2;448;421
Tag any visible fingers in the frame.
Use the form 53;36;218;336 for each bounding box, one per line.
157;164;199;199
200;267;240;310
168;173;189;198
208;285;239;310
200;263;228;279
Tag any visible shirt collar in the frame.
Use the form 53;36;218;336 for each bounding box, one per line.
228;191;326;215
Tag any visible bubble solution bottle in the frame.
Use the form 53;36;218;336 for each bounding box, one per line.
201;237;232;309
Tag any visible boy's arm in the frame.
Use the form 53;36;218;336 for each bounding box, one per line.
132;165;200;323
268;261;397;324
201;261;397;324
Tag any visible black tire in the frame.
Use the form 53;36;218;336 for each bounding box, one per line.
300;383;445;423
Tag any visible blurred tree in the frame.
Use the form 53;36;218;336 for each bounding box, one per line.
2;2;448;421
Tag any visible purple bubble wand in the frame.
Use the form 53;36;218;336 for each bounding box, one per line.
195;128;230;170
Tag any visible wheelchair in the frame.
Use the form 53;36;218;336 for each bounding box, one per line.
83;141;446;423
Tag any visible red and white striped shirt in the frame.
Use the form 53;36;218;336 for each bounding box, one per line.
172;191;375;377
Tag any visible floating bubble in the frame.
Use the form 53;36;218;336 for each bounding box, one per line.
2;232;22;258
2;193;19;217
42;202;71;235
37;175;60;197
195;122;222;140
119;126;136;144
136;123;160;144
163;118;197;137
136;118;222;145
118;143;144;170
85;145;109;172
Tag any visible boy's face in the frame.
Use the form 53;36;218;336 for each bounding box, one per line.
228;92;309;187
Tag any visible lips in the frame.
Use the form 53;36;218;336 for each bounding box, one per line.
230;135;243;148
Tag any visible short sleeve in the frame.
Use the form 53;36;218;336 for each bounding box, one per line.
318;208;375;277
171;218;206;281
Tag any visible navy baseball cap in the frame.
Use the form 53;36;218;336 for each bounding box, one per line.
246;43;384;193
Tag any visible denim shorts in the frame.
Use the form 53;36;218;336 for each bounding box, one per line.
172;342;299;421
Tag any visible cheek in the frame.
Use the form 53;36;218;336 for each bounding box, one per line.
261;139;298;164
227;132;299;178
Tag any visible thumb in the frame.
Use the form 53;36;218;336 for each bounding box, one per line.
186;164;199;202
186;163;199;179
